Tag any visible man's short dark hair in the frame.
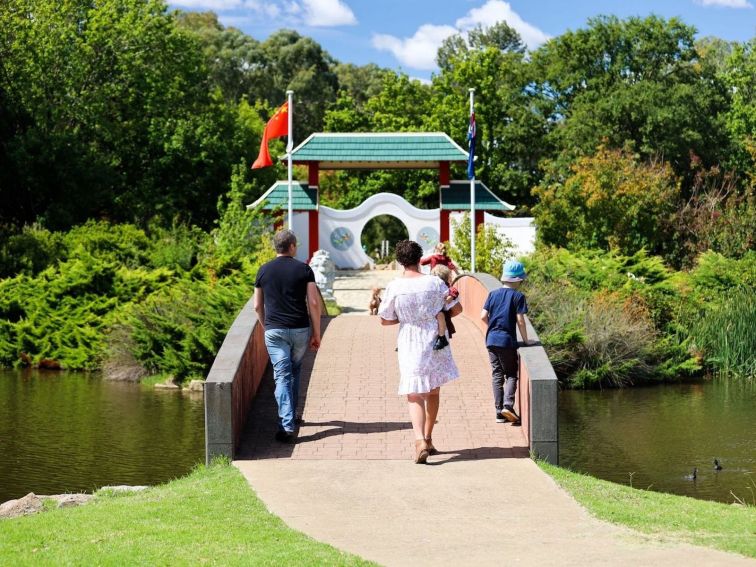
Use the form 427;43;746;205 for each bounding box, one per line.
395;240;423;267
273;229;297;254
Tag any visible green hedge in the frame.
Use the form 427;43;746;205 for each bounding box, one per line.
0;218;272;381
523;248;755;387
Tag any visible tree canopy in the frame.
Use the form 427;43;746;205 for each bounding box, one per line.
0;3;753;268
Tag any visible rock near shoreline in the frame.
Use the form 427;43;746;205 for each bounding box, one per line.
0;486;147;519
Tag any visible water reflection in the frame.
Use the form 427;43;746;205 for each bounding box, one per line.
559;379;756;504
0;369;204;502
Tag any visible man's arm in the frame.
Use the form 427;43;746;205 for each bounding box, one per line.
306;282;322;349
253;287;265;330
380;317;399;326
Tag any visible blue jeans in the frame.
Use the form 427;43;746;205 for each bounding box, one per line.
264;327;310;433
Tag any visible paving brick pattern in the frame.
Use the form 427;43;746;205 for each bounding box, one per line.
237;314;528;461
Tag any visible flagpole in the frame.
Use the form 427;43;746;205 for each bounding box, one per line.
287;90;294;231
469;88;476;273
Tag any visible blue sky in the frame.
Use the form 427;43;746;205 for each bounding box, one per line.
168;0;756;80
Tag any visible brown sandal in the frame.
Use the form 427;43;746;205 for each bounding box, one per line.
425;437;438;455
414;439;429;464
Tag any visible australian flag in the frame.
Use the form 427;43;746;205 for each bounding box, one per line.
467;112;476;180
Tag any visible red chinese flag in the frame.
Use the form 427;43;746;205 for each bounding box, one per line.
251;102;289;169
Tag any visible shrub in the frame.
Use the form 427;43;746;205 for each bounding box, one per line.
685;251;756;303
683;252;756;377
63;222;153;268
146;221;209;272
0;224;66;278
120;266;255;380
449;212;515;277
524;247;703;387
670;166;756;267
524;247;681;328
532;146;679;257
526;281;660;388
688;287;756;378
0;253;174;369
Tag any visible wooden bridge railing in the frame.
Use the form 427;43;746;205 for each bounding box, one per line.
455;273;559;464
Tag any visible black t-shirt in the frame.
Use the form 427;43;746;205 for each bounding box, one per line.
254;256;315;329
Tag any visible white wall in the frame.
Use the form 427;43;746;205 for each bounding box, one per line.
484;213;536;257
447;212;535;258
292;211;309;262
319;193;440;269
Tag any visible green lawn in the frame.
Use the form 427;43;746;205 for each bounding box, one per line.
0;460;372;566
540;461;756;558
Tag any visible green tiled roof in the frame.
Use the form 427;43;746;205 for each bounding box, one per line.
441;181;515;211
290;133;468;167
247;181;318;211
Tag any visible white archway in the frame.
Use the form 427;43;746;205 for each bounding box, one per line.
319;193;440;269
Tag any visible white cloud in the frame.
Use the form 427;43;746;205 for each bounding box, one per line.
695;0;753;6
696;0;753;8
410;76;432;86
301;0;357;26
171;0;243;8
373;24;457;70
284;1;302;15
170;0;356;26
244;0;281;18
455;0;551;48
372;0;550;71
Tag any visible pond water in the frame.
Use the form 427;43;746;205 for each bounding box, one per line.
559;379;756;504
0;369;205;503
2;369;753;506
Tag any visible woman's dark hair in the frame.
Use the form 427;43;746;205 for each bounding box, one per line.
395;240;423;267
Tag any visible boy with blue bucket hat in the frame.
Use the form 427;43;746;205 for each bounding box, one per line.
480;259;533;423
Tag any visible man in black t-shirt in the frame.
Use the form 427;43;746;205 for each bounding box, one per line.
254;229;322;443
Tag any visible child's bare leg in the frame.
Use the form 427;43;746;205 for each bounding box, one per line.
436;311;447;337
433;312;449;350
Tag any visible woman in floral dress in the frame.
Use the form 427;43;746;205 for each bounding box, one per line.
378;240;462;464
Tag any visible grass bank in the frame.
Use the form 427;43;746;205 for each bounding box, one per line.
0;460;372;566
539;462;756;558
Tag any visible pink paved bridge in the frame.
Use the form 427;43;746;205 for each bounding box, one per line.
237;314;528;461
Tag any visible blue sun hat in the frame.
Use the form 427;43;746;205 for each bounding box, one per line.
501;259;527;282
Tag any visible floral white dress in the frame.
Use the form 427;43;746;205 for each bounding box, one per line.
378;275;460;394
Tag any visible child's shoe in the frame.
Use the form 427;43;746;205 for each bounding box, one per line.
433;335;449;350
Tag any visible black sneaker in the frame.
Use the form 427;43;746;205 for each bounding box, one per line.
274;431;295;444
496;411;506;424
433;335;449;350
501;405;520;423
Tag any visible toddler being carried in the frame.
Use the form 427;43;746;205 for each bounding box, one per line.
431;264;459;350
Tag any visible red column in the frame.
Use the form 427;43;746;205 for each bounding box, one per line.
440;210;450;243
474;209;484;232
308;163;319;187
439;161;450;186
308;210;319;260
